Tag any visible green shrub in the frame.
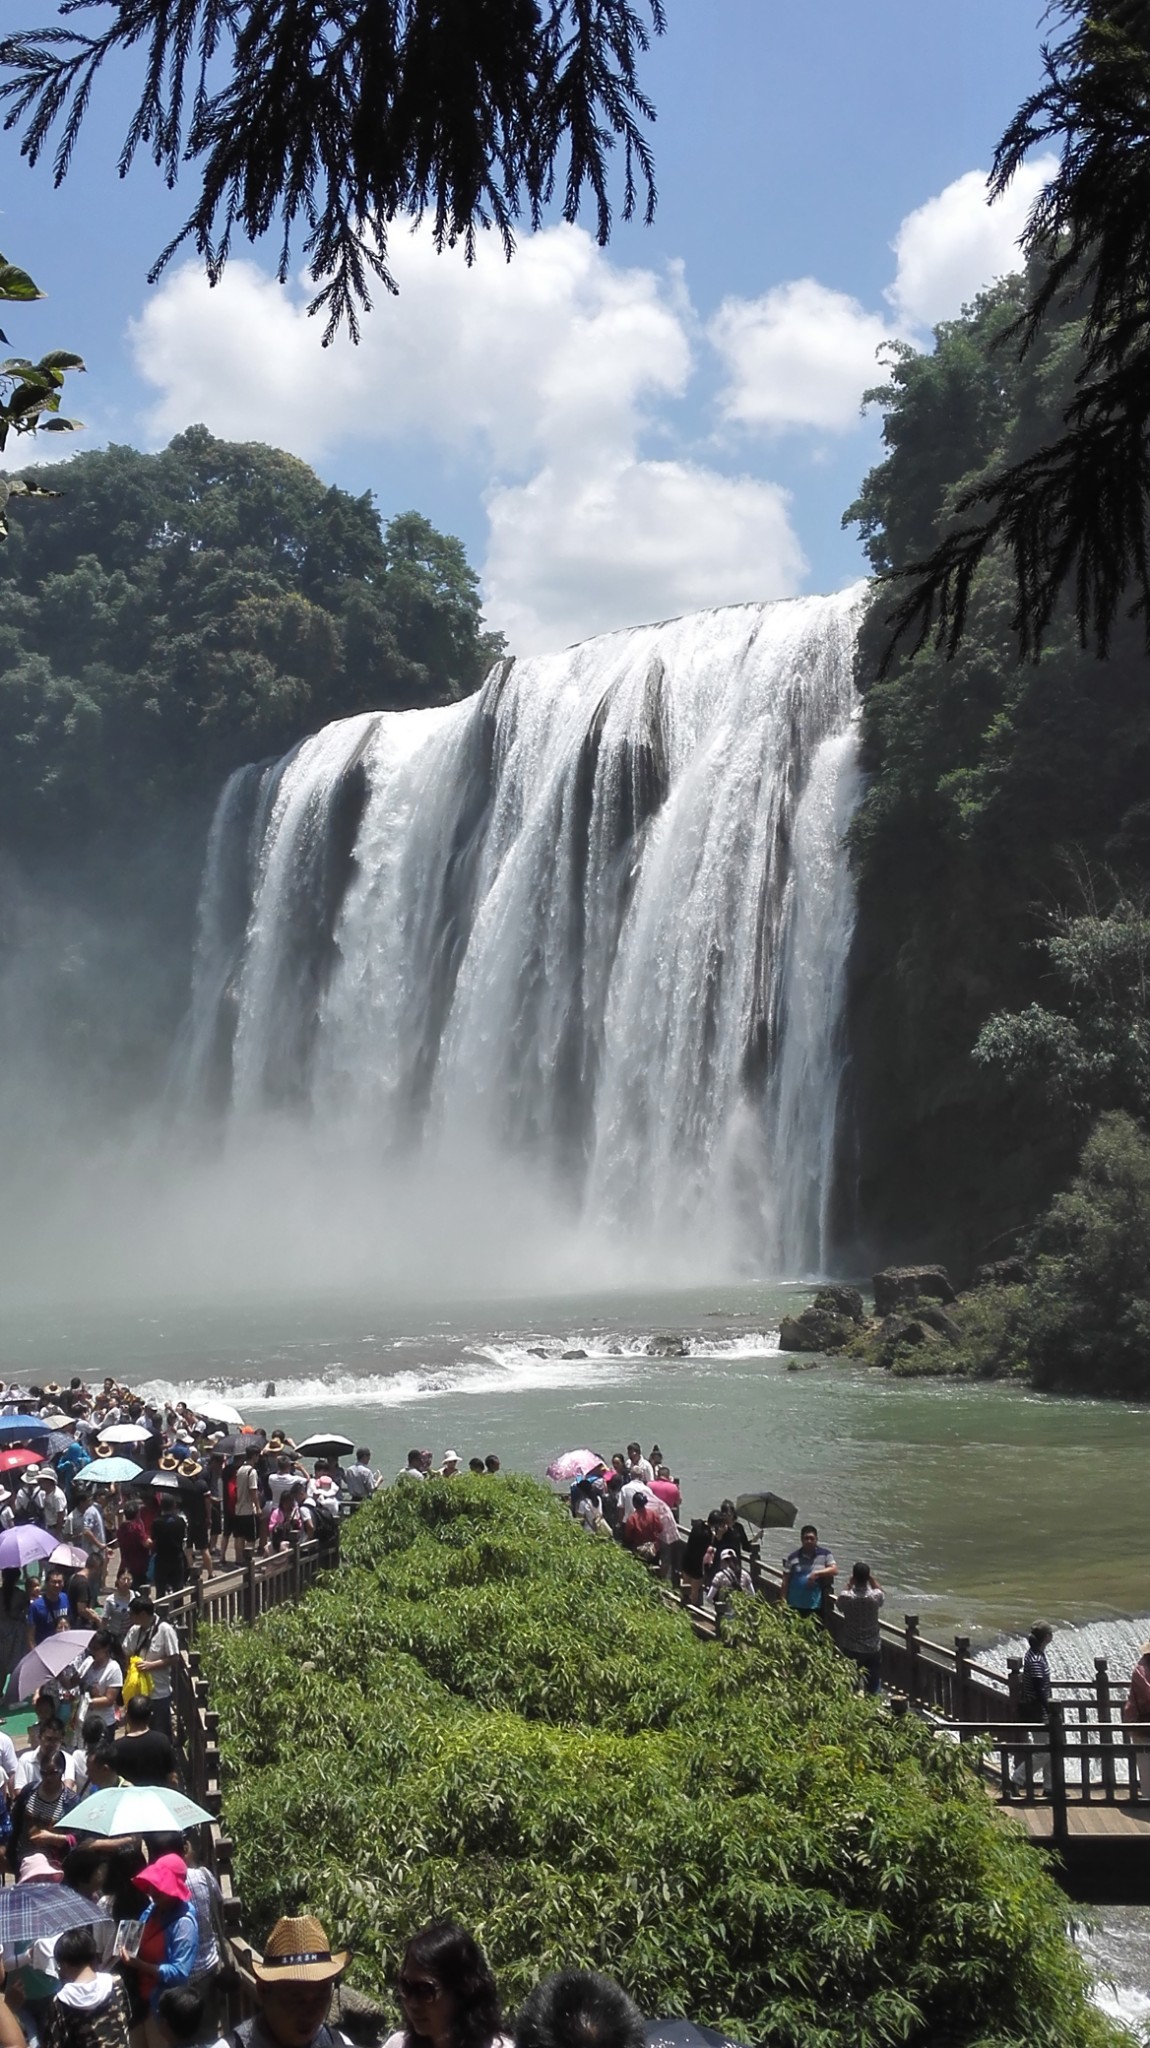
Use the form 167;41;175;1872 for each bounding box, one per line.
204;1477;1123;2048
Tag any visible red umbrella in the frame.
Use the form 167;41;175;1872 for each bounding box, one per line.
0;1448;43;1474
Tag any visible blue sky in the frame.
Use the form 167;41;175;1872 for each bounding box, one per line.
1;2;1053;651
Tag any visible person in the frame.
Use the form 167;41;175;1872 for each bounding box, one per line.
115;1502;152;1588
71;1714;111;1796
74;1630;124;1735
18;1470;68;1533
121;1598;179;1743
617;1491;665;1562
14;1716;78;1792
8;1747;78;1869
231;1453;262;1556
181;1839;225;2016
68;1489;108;1600
397;1452;426;1484
0;1567;29;1693
343;1451;378;1501
27;1567;72;1648
122;1854;200;2048
267;1487;305;1552
1123;1642;1150;1801
482;1456;500;1475
178;1464;213;1581
648;1465;680;1516
782;1525;837;1617
703;1545;752;1614
437;1453;461;1480
113;1697;180;1788
679;1520;710;1608
150;1498;191;1600
515;1971;643;2048
225;1914;351;2048
1011;1623;1054;1793
467;1460;484;1477
569;1481;606;1537
625;1442;653;1485
42;1925;131;2048
155;1987;222;2048
102;1566;137;1650
383;1921;507;2048
835;1562;885;1694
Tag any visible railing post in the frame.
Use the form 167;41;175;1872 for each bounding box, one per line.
1096;1657;1116;1801
1007;1657;1022;1713
904;1616;920;1706
955;1635;971;1720
1048;1703;1068;1839
244;1550;258;1624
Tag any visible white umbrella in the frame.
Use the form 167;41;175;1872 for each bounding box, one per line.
69;1784;213;1833
13;1629;95;1700
97;1423;152;1446
192;1397;245;1428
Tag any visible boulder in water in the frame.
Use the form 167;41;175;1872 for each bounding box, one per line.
645;1333;689;1358
812;1285;864;1323
264;1381;277;1398
561;1349;588;1360
779;1308;854;1353
872;1265;956;1316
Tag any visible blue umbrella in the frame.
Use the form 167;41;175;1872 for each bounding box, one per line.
83;1458;142;1485
0;1417;51;1444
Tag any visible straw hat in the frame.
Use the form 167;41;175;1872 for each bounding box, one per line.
94;1444;113;1458
252;1916;349;1985
42;1383;61;1398
179;1458;203;1479
158;1454;179;1472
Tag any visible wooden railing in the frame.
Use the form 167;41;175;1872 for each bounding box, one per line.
154;1528;340;1971
945;1705;1149;1838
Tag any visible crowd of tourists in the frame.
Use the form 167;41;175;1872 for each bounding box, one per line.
0;1906;669;2048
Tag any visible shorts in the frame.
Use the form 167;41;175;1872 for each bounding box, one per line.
234;1514;259;1543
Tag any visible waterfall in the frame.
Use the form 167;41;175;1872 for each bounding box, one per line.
182;588;866;1278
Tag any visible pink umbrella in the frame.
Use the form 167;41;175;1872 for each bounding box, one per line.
0;1526;58;1571
49;1544;90;1571
12;1629;94;1701
545;1449;608;1483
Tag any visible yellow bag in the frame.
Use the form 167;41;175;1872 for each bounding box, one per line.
121;1654;154;1705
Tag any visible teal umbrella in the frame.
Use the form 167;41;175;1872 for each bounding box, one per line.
69;1784;213;1833
84;1458;143;1485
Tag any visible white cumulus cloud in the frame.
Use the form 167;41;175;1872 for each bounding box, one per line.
709;279;891;435
485;456;805;653
887;157;1056;330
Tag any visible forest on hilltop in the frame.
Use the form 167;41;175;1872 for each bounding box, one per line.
0;428;502;1111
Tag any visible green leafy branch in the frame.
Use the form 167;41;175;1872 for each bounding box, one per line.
0;248;84;534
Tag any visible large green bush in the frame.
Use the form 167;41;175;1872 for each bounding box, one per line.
204;1478;1122;2048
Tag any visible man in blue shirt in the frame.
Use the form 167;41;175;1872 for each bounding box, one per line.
27;1566;71;1648
782;1525;837;1615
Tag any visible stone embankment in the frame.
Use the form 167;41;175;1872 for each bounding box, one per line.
778;1261;1031;1375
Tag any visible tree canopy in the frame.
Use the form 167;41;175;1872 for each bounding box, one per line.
883;0;1150;663
0;427;503;864
0;0;664;340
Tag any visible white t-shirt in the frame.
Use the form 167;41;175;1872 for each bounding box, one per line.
628;1458;655;1485
267;1471;300;1507
81;1503;107;1551
0;1732;16;1785
122;1617;179;1699
233;1465;261;1516
76;1653;124;1727
14;1748;77;1790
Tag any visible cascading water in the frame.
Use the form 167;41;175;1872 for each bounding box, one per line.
181;587;866;1278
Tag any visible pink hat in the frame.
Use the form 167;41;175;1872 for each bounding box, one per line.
19;1854;64;1885
133;1852;191;1903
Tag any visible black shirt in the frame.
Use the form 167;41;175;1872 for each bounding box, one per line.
113;1730;178;1785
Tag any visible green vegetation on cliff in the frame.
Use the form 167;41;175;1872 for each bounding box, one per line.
842;276;1150;1277
204;1477;1120;2048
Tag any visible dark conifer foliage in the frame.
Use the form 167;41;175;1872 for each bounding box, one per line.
0;0;664;340
881;0;1150;664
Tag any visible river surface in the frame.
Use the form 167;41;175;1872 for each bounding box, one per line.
3;1277;1147;1646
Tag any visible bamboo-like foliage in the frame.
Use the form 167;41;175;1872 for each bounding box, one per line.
884;0;1150;663
203;1477;1122;2048
0;0;664;341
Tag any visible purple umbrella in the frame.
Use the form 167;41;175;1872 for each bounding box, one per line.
0;1526;58;1571
12;1628;95;1701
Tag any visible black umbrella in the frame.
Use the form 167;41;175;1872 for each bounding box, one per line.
735;1490;797;1529
295;1433;354;1459
645;2024;751;2048
207;1432;267;1457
